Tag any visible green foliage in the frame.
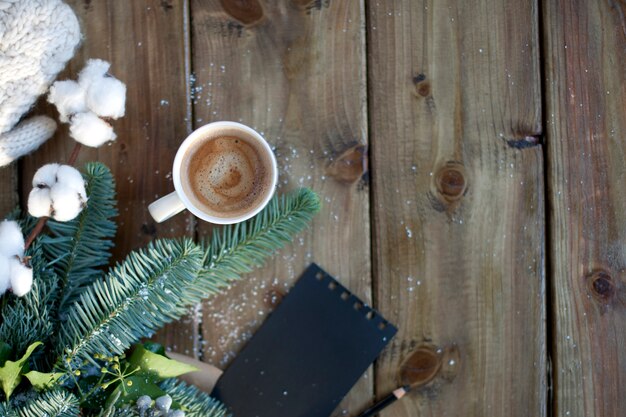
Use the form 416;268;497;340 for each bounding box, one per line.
0;402;16;417
187;188;321;302
56;239;203;364
103;345;198;407
56;189;320;366
128;345;197;382
160;379;227;417
13;389;80;417
0;242;58;357
0;342;41;400
0;156;319;415
23;370;63;391
43;162;117;313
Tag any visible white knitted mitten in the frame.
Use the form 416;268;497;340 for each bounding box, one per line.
0;0;80;167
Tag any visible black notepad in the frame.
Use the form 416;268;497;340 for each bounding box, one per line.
211;263;397;417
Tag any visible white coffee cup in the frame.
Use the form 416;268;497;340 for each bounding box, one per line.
148;121;278;224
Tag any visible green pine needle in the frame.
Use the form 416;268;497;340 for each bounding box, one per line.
13;389;80;417
56;238;203;364
0;241;58;357
187;188;321;301
43;162;118;313
159;379;227;417
56;188;320;367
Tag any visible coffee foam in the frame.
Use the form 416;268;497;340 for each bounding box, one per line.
181;128;273;218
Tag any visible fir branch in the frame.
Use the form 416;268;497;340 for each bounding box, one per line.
57;189;319;366
43;162;118;313
0;403;17;417
56;239;203;364
186;188;321;301
159;379;227;417
13;389;79;417
0;241;58;357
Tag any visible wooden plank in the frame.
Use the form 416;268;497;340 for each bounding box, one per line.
544;0;626;415
0;165;17;217
20;0;199;357
368;1;546;416
190;0;371;413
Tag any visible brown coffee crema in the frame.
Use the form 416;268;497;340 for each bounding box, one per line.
183;135;270;218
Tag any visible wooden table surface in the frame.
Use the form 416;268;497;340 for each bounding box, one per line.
1;0;624;415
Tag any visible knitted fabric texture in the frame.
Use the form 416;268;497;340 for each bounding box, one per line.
0;0;80;166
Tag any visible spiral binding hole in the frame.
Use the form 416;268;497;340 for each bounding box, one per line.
328;281;337;290
341;291;350;301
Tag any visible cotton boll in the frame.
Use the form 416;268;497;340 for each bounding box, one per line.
50;184;84;221
9;258;33;297
0;257;10;295
85;77;126;119
56;165;86;198
78;59;110;88
0;220;24;258
32;163;60;188
48;80;87;122
69;112;117;147
28;187;53;218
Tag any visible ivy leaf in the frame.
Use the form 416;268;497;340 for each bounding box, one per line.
24;370;64;390
128;345;198;381
105;376;167;408
0;341;41;399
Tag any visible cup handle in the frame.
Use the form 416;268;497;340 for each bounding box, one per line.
148;191;186;223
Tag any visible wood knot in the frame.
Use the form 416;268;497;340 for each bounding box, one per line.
264;289;285;308
399;345;442;387
586;270;615;303
220;0;264;25
160;0;173;11
412;74;430;97
435;163;467;202
326;144;368;184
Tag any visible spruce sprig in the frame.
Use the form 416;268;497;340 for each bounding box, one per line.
8;389;80;417
0;241;58;357
56;238;203;364
43;162;118;313
0;161;320;415
160;379;228;417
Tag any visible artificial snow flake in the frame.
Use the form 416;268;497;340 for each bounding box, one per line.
28;164;87;221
